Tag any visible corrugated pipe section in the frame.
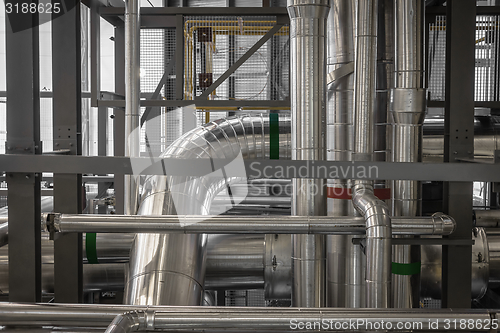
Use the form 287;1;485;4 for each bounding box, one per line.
125;114;291;305
390;0;426;308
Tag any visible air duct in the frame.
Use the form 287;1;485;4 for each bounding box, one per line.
390;0;426;308
287;0;330;308
125;114;291;305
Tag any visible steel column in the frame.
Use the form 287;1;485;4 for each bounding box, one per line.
442;0;476;309
52;2;84;303
5;10;42;302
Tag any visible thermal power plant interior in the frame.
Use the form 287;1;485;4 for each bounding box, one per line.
2;0;500;330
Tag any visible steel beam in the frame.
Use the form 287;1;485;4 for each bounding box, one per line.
5;8;42;302
442;0;476;309
52;2;83;303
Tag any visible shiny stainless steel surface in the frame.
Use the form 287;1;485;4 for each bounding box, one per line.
475;210;500;227
126;115;291;306
353;0;378;160
0;222;7;248
206;234;264;279
352;184;392;308
326;0;360;308
51;213;456;235
390;0;426;309
421;228;489;301
265;233;292;300
423;134;500;160
0;303;495;331
0;233;270;294
124;0;141;216
288;0;329;308
487;229;500;287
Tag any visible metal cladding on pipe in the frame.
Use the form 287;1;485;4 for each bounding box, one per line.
352;184;392;308
0;222;7;248
326;0;362;308
390;0;426;309
124;0;141;216
125;115;291;306
421;228;489;301
0;303;497;332
51;214;456;235
287;0;330;308
423;134;500;160
353;0;378;161
475;209;500;227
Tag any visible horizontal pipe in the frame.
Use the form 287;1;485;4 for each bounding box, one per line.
475;209;500;227
49;213;456;235
0;303;495;331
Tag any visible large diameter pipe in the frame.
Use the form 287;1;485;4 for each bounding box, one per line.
390;0;426;309
475;209;500;228
49;214;456;235
326;0;360;308
287;0;330;308
126;115;291;306
352;185;392;308
0;303;495;331
423;134;500;160
124;0;141;215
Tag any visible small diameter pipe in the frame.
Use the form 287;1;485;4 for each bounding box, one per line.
48;213;455;235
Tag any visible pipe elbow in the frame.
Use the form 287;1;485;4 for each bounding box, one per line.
351;184;391;237
431;212;456;235
104;311;146;333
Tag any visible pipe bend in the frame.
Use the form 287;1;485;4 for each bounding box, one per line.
104;311;146;333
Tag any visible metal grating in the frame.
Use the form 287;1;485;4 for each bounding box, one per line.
421;297;441;309
184;15;289;103
428;15;500;102
226;290;266;307
140;28;180;154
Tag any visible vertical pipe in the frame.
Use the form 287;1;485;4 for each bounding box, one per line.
390;0;426;308
352;0;392;308
124;0;141;216
287;0;330;307
326;0;364;308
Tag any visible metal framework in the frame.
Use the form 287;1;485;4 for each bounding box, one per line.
1;0;499;309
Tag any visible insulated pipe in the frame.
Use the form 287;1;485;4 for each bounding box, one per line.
475;210;500;228
125;115;291;306
326;0;360;308
0;303;495;331
0;222;7;247
390;0;426;308
423;134;500;160
352;0;392;308
124;0;141;216
49;214;455;235
352;185;392;308
287;0;330;308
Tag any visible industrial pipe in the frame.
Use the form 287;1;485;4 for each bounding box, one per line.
48;213;455;235
126;114;291;306
390;0;426;308
352;0;392;309
326;0;359;308
124;0;141;215
0;303;496;332
475;209;500;228
287;0;330;308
